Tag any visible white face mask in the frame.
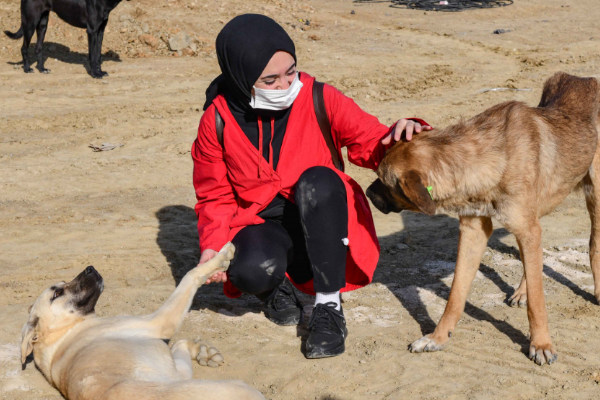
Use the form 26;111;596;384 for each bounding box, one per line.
249;73;304;111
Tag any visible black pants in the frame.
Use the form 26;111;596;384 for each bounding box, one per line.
228;166;348;296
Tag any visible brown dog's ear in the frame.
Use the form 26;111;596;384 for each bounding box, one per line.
398;170;436;215
20;320;38;365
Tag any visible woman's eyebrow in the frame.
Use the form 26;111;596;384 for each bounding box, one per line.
260;63;297;80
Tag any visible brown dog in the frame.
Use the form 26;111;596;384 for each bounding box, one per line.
366;72;600;365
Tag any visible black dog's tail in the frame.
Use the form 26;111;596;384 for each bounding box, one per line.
4;26;23;40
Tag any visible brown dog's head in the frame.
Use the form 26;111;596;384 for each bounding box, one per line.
367;142;436;216
21;266;104;364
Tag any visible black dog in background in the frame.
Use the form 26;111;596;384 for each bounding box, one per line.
4;0;126;78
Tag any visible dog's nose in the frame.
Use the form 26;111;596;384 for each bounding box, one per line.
85;266;96;275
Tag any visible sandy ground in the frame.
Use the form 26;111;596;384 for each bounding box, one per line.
2;0;600;398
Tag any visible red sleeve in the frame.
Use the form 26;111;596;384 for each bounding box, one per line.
323;84;430;170
192;105;237;252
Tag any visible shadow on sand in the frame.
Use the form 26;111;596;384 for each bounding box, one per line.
155;204;595;353
6;41;121;77
373;211;596;355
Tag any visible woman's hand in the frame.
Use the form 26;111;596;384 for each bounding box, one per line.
381;119;433;145
199;249;228;284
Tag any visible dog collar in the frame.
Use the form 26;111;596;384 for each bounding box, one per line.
427;186;433;200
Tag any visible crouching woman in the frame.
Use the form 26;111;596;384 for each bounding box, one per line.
192;14;430;359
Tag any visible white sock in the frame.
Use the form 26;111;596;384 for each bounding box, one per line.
315;291;341;311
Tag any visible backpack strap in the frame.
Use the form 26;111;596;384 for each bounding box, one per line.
215;107;224;147
214;84;343;172
313;81;344;172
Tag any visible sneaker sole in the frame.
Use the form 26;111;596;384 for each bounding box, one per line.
305;342;345;359
266;313;302;326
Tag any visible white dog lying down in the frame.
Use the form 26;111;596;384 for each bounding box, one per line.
21;242;265;400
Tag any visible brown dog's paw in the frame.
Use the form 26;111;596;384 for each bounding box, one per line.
508;291;527;308
195;341;224;368
529;343;557;366
409;335;445;353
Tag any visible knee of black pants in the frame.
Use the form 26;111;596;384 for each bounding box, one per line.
227;222;291;295
295;166;346;213
227;259;286;295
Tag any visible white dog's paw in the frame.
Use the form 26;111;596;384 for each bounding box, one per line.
195;341;224;368
219;242;235;261
216;242;235;271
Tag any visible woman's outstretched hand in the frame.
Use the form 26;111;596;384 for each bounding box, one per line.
199;249;228;284
381;119;433;145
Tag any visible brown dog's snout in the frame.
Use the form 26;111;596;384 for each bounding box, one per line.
366;179;404;214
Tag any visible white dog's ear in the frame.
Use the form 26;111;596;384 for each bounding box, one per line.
20;320;38;365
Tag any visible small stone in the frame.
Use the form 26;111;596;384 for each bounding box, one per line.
493;29;511;34
142;23;150;34
395;243;409;251
181;47;195;57
138;34;159;50
168;32;192;51
351;10;355;15
359;359;366;364
308;34;321;41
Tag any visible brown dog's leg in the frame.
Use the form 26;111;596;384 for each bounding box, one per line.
410;216;492;353
509;273;527;307
514;220;557;365
583;155;600;304
147;243;235;339
508;240;528;307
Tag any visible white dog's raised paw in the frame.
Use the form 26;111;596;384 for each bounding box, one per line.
219;242;235;264
409;336;445;353
195;341;224;368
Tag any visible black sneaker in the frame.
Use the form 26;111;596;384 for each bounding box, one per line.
305;302;347;359
263;279;303;326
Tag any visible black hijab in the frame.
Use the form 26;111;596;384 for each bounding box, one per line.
203;14;298;170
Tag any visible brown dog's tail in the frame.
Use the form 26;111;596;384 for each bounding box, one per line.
4;26;23;40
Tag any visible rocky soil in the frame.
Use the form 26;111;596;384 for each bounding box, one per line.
1;0;600;399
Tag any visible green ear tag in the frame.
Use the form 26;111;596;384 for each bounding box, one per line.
426;186;433;200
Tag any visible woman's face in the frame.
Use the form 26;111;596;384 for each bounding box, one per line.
253;51;296;91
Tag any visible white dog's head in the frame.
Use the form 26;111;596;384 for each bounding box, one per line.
21;266;104;364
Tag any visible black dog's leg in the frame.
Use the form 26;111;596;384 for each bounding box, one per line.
96;19;109;75
20;0;46;73
86;0;109;80
35;11;50;73
87;27;107;78
86;29;95;76
21;21;36;73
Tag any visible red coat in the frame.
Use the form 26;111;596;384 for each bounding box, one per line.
192;72;428;298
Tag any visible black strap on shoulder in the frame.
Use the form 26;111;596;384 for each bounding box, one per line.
313;81;344;172
215;108;224;147
214;83;343;172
